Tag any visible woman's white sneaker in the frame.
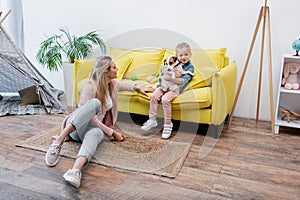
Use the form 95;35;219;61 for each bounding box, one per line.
63;168;82;188
45;143;62;167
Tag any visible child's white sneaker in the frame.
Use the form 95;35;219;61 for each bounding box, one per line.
141;119;158;131
161;123;173;139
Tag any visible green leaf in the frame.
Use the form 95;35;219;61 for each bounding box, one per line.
36;27;106;71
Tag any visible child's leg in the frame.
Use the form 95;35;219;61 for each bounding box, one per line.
149;88;164;120
161;89;179;124
141;88;164;131
161;89;179;139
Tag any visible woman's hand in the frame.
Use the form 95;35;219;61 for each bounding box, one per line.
134;85;155;96
112;130;125;141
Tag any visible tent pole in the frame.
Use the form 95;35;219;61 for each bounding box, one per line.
0;10;12;27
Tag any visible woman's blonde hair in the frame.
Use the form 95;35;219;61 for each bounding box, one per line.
89;56;114;110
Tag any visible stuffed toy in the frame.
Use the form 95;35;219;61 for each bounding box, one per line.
159;56;194;92
281;62;300;90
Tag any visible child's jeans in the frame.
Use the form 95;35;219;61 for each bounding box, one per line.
149;87;179;124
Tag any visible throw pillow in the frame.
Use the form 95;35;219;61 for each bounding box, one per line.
18;85;40;105
191;48;227;69
110;47;166;80
114;57;133;80
184;67;217;92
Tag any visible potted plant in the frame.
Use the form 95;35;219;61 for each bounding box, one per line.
36;27;106;106
36;26;106;71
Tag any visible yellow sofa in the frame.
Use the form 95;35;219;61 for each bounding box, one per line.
73;46;237;137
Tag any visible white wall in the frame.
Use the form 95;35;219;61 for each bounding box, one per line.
8;0;300;120
0;0;24;50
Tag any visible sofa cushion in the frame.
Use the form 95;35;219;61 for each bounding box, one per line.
117;79;156;103
191;48;227;69
114;57;133;80
138;86;212;110
184;66;217;92
110;47;166;80
118;90;140;102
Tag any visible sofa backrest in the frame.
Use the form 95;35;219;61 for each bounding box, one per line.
72;46;230;104
110;47;166;80
163;47;228;91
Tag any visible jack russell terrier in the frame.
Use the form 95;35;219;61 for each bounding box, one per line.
159;56;194;92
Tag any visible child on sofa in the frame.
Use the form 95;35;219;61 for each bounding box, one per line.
141;42;194;139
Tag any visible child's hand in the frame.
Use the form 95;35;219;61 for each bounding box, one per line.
163;76;171;81
175;70;182;78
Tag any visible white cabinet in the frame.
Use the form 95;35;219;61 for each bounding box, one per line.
274;55;300;134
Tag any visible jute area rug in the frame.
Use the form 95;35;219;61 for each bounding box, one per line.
16;121;194;178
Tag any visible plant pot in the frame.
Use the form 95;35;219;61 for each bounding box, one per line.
62;62;75;107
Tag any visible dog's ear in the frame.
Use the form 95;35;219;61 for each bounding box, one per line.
173;56;181;65
163;58;167;66
169;56;176;63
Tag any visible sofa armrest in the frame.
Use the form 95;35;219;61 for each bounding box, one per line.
211;61;237;125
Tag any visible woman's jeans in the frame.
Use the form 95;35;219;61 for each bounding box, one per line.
66;98;104;162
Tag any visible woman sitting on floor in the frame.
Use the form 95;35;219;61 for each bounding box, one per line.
45;56;154;188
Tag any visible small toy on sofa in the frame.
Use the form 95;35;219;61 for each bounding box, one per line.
145;76;158;84
131;75;137;81
281;62;300;90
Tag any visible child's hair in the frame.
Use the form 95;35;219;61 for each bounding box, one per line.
175;42;191;53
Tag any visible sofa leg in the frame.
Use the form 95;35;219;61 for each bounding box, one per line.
206;122;225;139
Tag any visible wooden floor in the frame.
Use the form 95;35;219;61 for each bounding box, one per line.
1;111;300;200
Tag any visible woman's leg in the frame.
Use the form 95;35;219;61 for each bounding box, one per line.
52;124;75;145
76;127;105;164
73;157;88;171
63;127;104;188
53;98;101;144
45;98;101;167
67;98;101;138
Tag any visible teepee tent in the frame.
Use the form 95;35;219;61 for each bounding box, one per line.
0;11;64;115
